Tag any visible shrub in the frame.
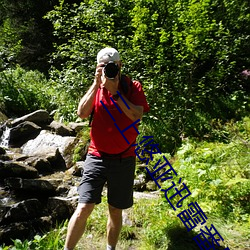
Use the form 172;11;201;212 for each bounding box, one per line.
0;66;55;116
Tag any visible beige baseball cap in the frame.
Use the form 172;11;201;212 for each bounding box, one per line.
97;47;120;63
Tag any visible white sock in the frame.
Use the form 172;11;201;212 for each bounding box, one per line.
107;245;116;250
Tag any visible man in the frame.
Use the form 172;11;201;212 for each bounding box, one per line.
64;47;149;250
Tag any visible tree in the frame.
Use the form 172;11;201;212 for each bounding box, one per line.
0;0;59;72
3;0;248;153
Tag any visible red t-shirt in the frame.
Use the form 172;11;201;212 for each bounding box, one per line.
88;77;150;157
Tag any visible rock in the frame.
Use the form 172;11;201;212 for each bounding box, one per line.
47;197;75;221
44;148;66;170
0;206;9;224
66;161;84;177
11;109;51;127
122;210;133;226
4;178;58;196
1;199;42;224
67;186;78;198
6;151;27;162
0;110;86;245
22;142;66;170
0;222;32;245
0;146;10;161
0;147;6;155
133;191;159;199
68;121;88;133
0;154;11;161
0;161;38;179
21;130;77;168
49;121;74;136
25;156;53;174
9;121;41;147
134;173;146;191
32;216;53;233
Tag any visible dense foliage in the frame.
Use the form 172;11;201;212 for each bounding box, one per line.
45;0;250;152
0;67;54;116
1;0;249;152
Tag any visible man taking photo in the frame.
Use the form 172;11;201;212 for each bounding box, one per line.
64;47;150;250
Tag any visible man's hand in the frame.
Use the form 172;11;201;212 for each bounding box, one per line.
101;73;119;95
95;63;104;87
77;64;104;119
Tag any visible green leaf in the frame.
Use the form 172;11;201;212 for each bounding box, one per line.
225;178;249;186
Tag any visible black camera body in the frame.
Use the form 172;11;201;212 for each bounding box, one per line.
103;61;119;79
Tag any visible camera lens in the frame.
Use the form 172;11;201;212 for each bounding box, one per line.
104;62;119;79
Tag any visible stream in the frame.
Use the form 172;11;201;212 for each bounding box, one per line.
0;126;10;148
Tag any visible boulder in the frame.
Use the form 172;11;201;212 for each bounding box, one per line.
0;161;38;179
4;178;58;196
66;161;84;177
21;130;77;168
67;186;78;198
32;216;53;233
0;206;9;224
0;110;87;245
0;222;32;245
1;199;42;224
21;145;66;170
46;148;67;169
9;121;41;147
0;147;10;161
49;121;74;136
134;173;147;191
68;121;88;133
11;109;51;127
47;197;76;221
25;156;53;174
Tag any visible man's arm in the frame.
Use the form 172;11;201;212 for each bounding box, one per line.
116;94;144;122
77;64;103;119
77;80;99;119
103;76;144;122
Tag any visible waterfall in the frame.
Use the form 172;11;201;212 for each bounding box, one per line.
0;126;10;148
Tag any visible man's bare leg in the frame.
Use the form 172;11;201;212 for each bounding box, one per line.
64;203;95;250
107;204;123;249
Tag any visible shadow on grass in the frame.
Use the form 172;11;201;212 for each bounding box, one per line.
166;226;228;250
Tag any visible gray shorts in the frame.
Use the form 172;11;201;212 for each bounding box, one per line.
77;154;136;209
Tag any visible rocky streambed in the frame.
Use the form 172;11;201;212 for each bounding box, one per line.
0;110;88;245
0;109;155;245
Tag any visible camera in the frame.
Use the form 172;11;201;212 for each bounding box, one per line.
103;61;119;79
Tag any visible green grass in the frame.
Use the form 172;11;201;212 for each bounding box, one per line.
0;221;67;250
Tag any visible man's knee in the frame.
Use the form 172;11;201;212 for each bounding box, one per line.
108;204;122;218
74;203;95;219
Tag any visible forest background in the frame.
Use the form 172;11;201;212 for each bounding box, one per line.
0;0;249;249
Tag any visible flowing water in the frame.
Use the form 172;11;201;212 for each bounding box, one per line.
0;126;10;148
